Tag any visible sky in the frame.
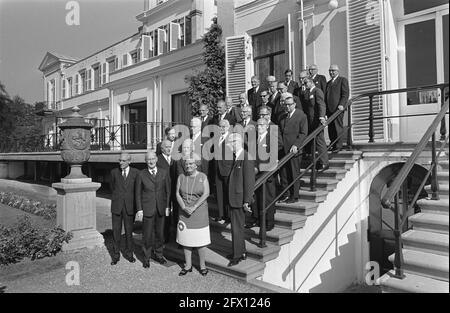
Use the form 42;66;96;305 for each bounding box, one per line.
0;0;143;104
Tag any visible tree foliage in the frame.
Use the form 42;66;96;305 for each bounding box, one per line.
0;81;42;143
185;18;226;117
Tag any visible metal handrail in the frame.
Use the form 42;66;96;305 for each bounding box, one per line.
254;82;449;248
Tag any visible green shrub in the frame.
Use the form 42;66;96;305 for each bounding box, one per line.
0;191;56;220
0;215;72;265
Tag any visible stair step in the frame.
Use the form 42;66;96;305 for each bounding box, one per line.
209;231;281;263
409;212;449;234
163;242;266;282
388;249;449;282
378;270;449;293
439;160;449;171
417;199;449;215
298;188;328;202
328;159;355;170
437;171;449;184
402;229;449;256
300;177;339;191
329;150;363;160
302;168;348;180
274;212;307;230
275;200;319;216
210;220;294;246
425;184;449;199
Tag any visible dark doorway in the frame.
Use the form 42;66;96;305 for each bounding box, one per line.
121;101;147;149
368;163;429;275
172;92;191;126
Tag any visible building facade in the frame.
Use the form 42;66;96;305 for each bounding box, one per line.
38;0;217;149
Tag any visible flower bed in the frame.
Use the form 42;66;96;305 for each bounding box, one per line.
0;215;72;265
0;192;56;220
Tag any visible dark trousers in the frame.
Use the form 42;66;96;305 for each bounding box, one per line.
165;196;178;243
310;126;329;165
230;206;246;258
328;113;344;150
142;214;165;261
112;206;135;260
280;154;302;199
215;174;230;219
252;175;276;228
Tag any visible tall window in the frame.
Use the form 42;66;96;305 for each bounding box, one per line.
253;27;285;89
93;65;101;89
171;92;190;126
67;77;72;98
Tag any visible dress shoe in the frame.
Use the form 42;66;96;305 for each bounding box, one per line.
316;163;329;171
226;253;234;260
143;260;150;268
199;268;209;276
154;256;168;265
227;254;246;267
111;259;119;266
125;256;136;263
245;222;257;229
223;217;231;224
179;267;192;276
266;225;274;232
286;197;299;203
279;195;290;203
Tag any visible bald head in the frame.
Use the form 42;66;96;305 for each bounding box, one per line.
329;64;340;79
119;152;131;169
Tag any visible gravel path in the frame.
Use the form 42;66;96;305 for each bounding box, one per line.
0;245;267;293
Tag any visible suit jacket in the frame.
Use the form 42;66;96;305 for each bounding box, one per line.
191;134;210;176
286;80;300;94
312;74;327;93
110;167;139;215
279;109;308;154
325;76;350;114
217;107;242;126
135;167;171;217
228;151;255;208
304;87;326;129
200;115;213;132
255;132;279;176
215;134;233;177
248;87;263;120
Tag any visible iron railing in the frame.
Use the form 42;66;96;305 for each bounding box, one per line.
254;83;449;248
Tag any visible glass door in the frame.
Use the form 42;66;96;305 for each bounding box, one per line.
398;7;449;142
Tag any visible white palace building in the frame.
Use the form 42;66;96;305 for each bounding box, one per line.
0;0;448;293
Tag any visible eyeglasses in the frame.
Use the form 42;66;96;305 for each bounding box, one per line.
260;94;268;97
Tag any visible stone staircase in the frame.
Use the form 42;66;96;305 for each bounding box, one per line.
378;158;449;293
160;150;363;282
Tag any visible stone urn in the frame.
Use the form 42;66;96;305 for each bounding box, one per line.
58;106;92;182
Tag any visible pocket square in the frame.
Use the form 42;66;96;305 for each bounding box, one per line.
309;95;314;99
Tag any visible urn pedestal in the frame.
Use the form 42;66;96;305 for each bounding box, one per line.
52;106;104;251
52;180;104;251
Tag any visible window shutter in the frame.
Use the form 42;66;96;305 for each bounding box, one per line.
101;63;107;84
62;79;66;99
170;22;181;51
115;57;119;70
348;0;385;142
225;35;253;107
86;69;92;91
142;35;153;59
157;28;166;56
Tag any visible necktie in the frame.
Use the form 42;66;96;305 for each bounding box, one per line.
151;169;156;176
243;120;247;127
122;169;126;179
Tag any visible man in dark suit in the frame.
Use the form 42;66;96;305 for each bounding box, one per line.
198;104;213;131
190;117;209;176
156;126;176;155
246;118;279;231
304;78;329;169
136;150;171;268
109;152;139;265
157;139;177;243
279;97;308;203
285;69;300;94
227;133;255;267
325;64;349;152
268;80;280;116
214;119;233;223
309;64;327;93
293;70;309;110
247;76;263;121
216;99;241;126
